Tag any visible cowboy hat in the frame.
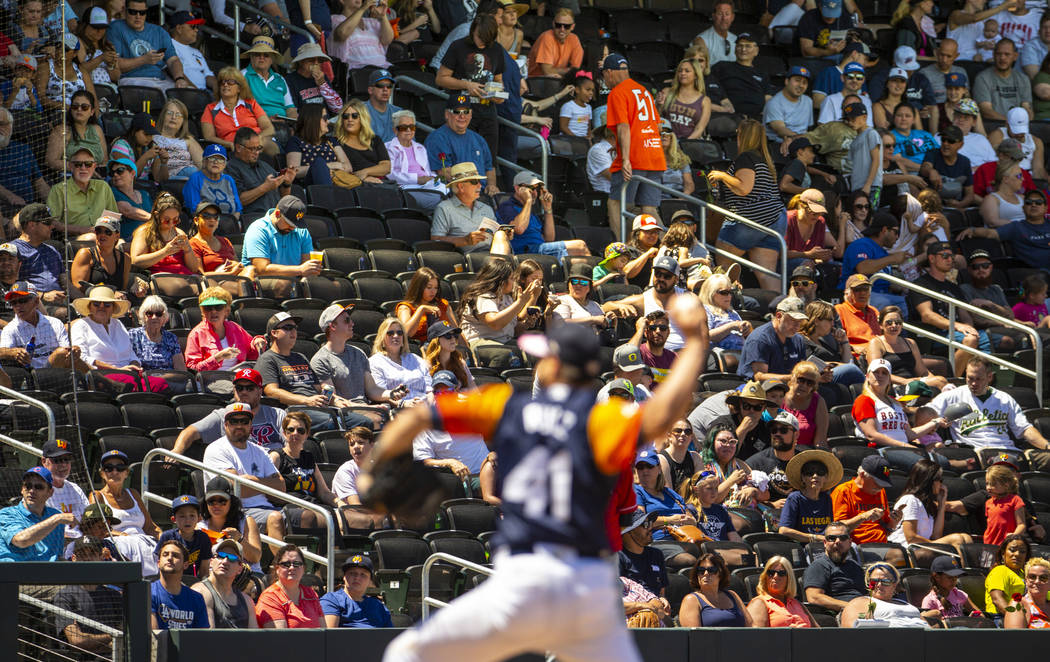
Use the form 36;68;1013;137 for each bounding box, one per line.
73;286;131;318
785;449;843;492
725;381;774;408
498;0;529;16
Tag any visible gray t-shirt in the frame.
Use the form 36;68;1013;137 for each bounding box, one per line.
224;156;279;220
960;282;1009;309
848;126;882;192
687;390;731;439
310;343;370;400
917;64;966;104
431;197;495;253
193;404;286;450
763;91;813;142
973;68;1032;119
256;349;320;397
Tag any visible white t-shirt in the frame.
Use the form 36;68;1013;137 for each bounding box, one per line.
412;430;490;474
202;437;279;509
888;494;934;546
853;394;910;445
64;532;159;577
559;100;592;138
461;293;517;344
171;40;214;90
48;479;89;538
998;9;1043;52
368;352;432;400
332;459;361;501
817;93;874;126
927;386;1028;450
960;132;998;171
587;140;615;193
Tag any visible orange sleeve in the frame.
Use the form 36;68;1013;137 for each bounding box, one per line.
852;394;875;423
831;482;855;522
201;103;215;125
534;32;558;65
434;383;513;440
587;400;644;475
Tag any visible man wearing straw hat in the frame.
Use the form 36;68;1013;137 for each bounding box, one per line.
241;36;298;120
287;42;343;114
431;162;511;254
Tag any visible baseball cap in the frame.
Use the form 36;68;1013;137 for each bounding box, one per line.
843;101;868;119
109;157;137;176
213;538;244;557
130;112;159;136
788;136;813;159
74;536;106;553
266;311;302;333
888;66;908;80
843;62;865;76
318;303;354;330
1007;106;1029;135
632;214;663;232
600;242;628;265
100;449;128;464
20;203;56;226
820;0;842;18
860;455;892;488
791;264;817;280
517;324;602;377
342;553;375;574
233;367;262;385
16;53;36;70
613;343;646;371
863;212;898;236
956;99;979;116
87;6;109;27
606;378;636;399
799;189;827;213
0;243;16;257
195;200;221;215
736;32;757;44
170;10;205;25
997;137;1025;160
773;410;800;430
635;446;660;467
202;144;227;161
432;370;459;389
81;502;120;524
989;452;1021;472
845;273;871;289
775;296;807;321
204;476;234;501
670;209;696;224
945;71;968;88
727;381;774;408
939;125;964;143
446;93;472;110
427;320;461;342
368;69;394;86
601;53;629;70
867;357;892;373
788;65;811;80
171;494;199;512
23;466;52;486
42;438;73;459
276;195;306;226
223;402;254;420
513;170;544;187
761;378;788;394
926;240;953;256
842;40;871;57
931;556;965;576
4;281;38;301
652;254;680;276
620;510;658;534
968;249;992;264
894;45;920;70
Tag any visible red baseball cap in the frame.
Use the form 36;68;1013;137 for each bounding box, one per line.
233;368;262;386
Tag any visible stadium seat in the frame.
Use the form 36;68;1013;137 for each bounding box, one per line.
1022;473;1050;506
428;536;488;566
369;249;416;275
700;541;755;570
385;217;432;246
235;307;281;336
99;435;157;465
65;401;120;433
337;214;388;244
958;543;998;571
119;85;165;116
417;251;467;278
832;445;879;471
303;275;355;301
355;185;405;213
442;499;498;537
746;535;807;568
121;403;179;431
351;274;405;304
323;247;369;275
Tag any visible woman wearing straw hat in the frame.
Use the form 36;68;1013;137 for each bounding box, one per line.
778;449;843;544
496;0;528;58
287;42;344;114
69;285;151;382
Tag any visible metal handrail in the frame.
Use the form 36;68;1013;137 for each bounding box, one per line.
141;448;338;592
394;76;550;184
159;0;316;63
0;384;56;448
870;273;1043;403
420;552;492;620
620;175;789;294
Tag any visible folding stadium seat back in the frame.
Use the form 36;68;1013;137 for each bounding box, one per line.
417;251;467;279
195;371;237;398
831;445;878;471
352;275;405;306
122;403;179;431
150;274;205;301
700;541;755;570
699;373;746;393
385;217;432;246
320;438;351;465
1023;473;1050;506
235;307;281;336
942;476;977;501
303;276;355;301
856;542;910;567
355;185;405;213
368;249;416;275
429;537;488;566
120;85;166;116
337;215;388;244
595;282;642;303
283;307;324;337
516;253;563;283
300;215;334;243
66;401;121;433
99;435;157;465
308;185;358;211
571;226;616;257
323;247;369;275
750;539;806;568
958;543;998;571
374;536;431;570
349;309;387;340
442;499;498;537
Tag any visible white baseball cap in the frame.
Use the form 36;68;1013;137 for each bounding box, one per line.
1007;107;1029;136
894;45;920;71
867;358;892;374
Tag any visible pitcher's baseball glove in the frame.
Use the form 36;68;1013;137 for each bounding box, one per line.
359;453;446;518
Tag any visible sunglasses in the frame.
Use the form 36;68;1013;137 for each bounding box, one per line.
1025;199;1046;205
386;329;404;337
198;212;219;220
220;79;238;86
845;73;865;81
343;112;360;120
70;103;92;111
215;551;241;563
825;533;851;542
396;124;416;132
450;108;471;116
970;262;993;270
696;565;719;575
234;383;258;392
854;203;871;210
568;277;591;286
275;324;297;332
935;252;954;259
554;22;573;28
285;426;307;434
648;324;669;331
1028;574;1050;583
767;568;789;577
771;424;794;434
795;376;816;386
653;270;676;280
671;427;692;435
277;560;305;568
102;464;127;472
804;465;829;477
144;310;165;318
126;7;148;15
791;280;814;288
90;301;114;308
206;498;228;506
201;304;226;312
226;416;253;426
237;143;264;152
715;289;732;296
739;402;763;412
71;160;95;169
869;577;896;586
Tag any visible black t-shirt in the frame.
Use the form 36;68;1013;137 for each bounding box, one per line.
286;70;329;110
711;413;771;458
802;553;866;601
618;546;669;597
908;272;972;323
711;61;773;119
440;38;505;88
343;134;391;171
745;446;793;500
705;71;727;106
797;9;852;50
782;158;808;188
922;150;973;187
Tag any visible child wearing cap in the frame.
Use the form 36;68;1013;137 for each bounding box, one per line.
0;54;42;111
155;496;213;576
110;113;167;181
592;241;630;285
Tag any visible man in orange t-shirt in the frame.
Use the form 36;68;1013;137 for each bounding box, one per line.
830;454;893;543
526;8;584;78
834;273;881;353
603;53;667;238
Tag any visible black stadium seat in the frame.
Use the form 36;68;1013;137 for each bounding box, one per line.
442;499;498;536
121;403;179;431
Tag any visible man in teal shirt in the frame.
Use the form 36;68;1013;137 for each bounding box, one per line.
241;36;298;120
241;195;321;278
0;467;74;562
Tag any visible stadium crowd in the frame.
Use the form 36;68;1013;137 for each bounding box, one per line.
2;0;1050;649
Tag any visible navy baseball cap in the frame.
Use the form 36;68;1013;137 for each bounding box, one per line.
170;10;205;26
130;112;159;136
945;71;968;88
518;323;601;377
171;494;199;512
100;449;129;464
23;466;52;486
843;62;865;76
369;69;394;86
446;93;471;110
602;53;629;70
788;65;811;80
342;553;375;574
432;370;459;389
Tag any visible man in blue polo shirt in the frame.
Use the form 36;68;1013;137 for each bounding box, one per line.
0;466;74;562
241;195;321;278
424;93;498;196
495;170;590;259
839;213;909;315
738;297;808;381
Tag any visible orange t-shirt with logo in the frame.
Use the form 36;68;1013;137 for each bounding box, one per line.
606;78;666;173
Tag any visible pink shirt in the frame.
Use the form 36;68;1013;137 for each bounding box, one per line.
1012;300;1048;326
783;392;820;446
330;15;390;69
184;320;263;371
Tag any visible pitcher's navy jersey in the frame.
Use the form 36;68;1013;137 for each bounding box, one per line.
432;383;643;556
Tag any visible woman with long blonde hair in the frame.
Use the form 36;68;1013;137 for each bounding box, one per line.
660;123;695;197
335;98;391;183
658;58;711;140
369;317;431;404
684;41;733;113
129;192;202;275
708;118;785;290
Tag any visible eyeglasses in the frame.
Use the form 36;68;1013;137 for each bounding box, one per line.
648;324;669;331
237;143;263;152
343;112;360;120
201;304;226;312
206;498;228;506
220;79;238;86
883;141;896;149
696;565;719;575
653;270;676;280
226;416;253;426
715;289;732;296
1028;574;1050;583
396;124;416;132
215;551;241;563
935;252;954;259
554;22;573;28
825;533;851;542
970;262;993;270
164;109;184;118
126;7;148;15
374;83;394;89
767;569;789;577
854;203;871;210
771;424;794;434
869;577;896;586
285;426;307;434
386;329;404;337
275;324;297;332
851;284;872;291
277;560;305;568
450;108;471;116
198;212;220;220
845;73;865;81
234;384;258;392
110;166;131;176
144;310;165;318
795;376;816;386
671;427;692;435
71;161;95;169
90;301;114;308
70;102;92;111
791;280;814;288
23;482;48;491
715;436;739;444
568;277;591;286
803;465;829;477
102;464;127;472
739;402;763;412
49;456;72;464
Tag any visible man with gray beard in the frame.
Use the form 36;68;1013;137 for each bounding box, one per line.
0;107;49;225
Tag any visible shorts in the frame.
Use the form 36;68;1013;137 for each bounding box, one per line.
610;169;662;208
717;209;787;252
245;505;279;533
519;241;568;260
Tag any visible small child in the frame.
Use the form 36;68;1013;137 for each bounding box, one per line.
155;495;213;576
558;71;594;138
0;54;43;111
658;219;710;290
1012;273;1050;329
592;241;629;286
983;464;1026;545
921;556;983;619
975;19;1001;62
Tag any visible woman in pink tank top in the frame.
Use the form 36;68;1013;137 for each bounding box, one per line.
781;361;829;448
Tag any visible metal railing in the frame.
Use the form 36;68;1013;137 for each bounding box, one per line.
19;592;124;662
420;552;492;620
0;384;56;456
395;76;550;184
159;0;316;63
870;273;1043;403
619;175;789;294
141;448;339;592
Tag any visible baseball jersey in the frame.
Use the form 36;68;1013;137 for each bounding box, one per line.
606;78;666;173
852;393;909;444
433;383;643;556
926;386;1029;450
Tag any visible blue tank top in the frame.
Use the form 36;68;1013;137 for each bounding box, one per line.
695;590;747;627
490;384;623;557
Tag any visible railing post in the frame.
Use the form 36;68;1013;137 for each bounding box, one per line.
948;303;956;375
234;3;241;63
620;185;628;241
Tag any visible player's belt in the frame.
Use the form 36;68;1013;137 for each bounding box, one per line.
504;543;611;561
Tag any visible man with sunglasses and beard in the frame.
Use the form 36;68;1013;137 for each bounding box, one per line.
746;410;802;507
626;310;677;386
801;520;867;612
603;255;705;354
173;368;286;457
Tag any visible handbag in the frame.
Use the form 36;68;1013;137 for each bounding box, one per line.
665;524;711;544
332;170;363;189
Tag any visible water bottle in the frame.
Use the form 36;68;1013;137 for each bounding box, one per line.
24;336;35;365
